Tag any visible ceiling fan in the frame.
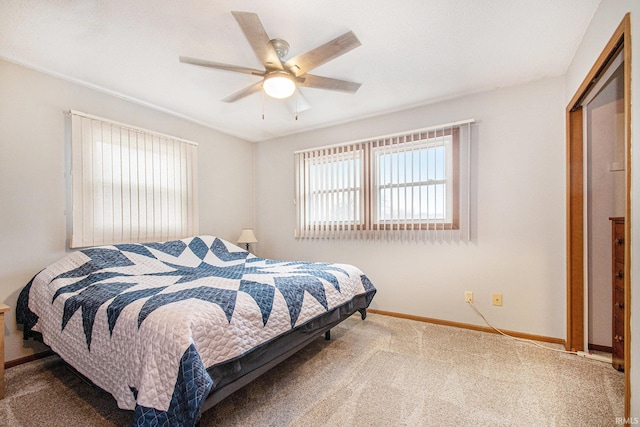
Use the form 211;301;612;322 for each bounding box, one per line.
179;11;362;112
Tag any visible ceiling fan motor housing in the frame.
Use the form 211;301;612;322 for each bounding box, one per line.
270;38;290;60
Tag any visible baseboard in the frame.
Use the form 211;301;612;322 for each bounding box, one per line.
368;309;566;346
5;350;55;369
588;343;613;353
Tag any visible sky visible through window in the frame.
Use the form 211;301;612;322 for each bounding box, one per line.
377;143;447;221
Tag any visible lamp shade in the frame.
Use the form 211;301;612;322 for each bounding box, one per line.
263;72;296;99
237;228;258;244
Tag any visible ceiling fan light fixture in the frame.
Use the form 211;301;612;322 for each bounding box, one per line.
263;72;296;99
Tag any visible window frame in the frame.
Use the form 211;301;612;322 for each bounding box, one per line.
295;127;460;236
303;146;366;230
371;128;459;231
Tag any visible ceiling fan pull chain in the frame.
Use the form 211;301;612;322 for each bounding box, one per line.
262;89;265;120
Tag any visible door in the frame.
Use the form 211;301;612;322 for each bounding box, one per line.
581;54;625;360
566;13;631;417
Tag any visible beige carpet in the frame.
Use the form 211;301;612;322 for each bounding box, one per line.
1;314;623;426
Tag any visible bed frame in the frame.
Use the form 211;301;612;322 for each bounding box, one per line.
38;292;371;424
199;292;370;416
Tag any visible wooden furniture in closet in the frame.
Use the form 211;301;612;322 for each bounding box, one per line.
610;217;624;371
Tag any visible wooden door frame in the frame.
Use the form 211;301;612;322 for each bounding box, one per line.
566;13;631;416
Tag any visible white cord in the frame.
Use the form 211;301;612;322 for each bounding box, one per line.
467;301;577;355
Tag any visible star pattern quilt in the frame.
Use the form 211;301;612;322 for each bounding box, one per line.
16;236;376;426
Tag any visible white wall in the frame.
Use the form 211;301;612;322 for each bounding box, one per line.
564;0;639;416
255;77;566;339
0;59;255;361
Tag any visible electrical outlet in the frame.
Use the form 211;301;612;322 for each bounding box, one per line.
492;293;503;306
464;291;473;303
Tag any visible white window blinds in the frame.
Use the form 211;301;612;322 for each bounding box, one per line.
294;120;473;242
70;111;199;248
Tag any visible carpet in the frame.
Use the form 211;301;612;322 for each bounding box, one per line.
1;313;623;426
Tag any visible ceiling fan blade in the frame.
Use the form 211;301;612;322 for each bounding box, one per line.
298;74;361;93
179;56;265;76
222;81;264;102
231;11;284;71
284;89;312;115
284;31;361;77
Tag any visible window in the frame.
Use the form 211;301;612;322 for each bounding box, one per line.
70;111;198;248
372;129;458;230
305;147;363;228
294;121;471;242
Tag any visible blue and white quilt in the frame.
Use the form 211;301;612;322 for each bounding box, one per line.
17;236;376;426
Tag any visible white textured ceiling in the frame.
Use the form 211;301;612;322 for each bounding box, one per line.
0;0;600;142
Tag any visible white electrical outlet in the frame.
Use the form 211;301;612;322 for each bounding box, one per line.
465;291;473;303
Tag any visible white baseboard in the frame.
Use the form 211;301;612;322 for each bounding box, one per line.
576;351;612;364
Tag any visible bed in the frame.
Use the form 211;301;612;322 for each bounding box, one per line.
16;235;376;426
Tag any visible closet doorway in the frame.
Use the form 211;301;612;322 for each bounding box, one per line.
584;48;624;362
566;13;630;416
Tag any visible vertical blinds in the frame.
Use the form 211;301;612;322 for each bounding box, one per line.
294;120;473;243
295;143;367;240
70;111;199;248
